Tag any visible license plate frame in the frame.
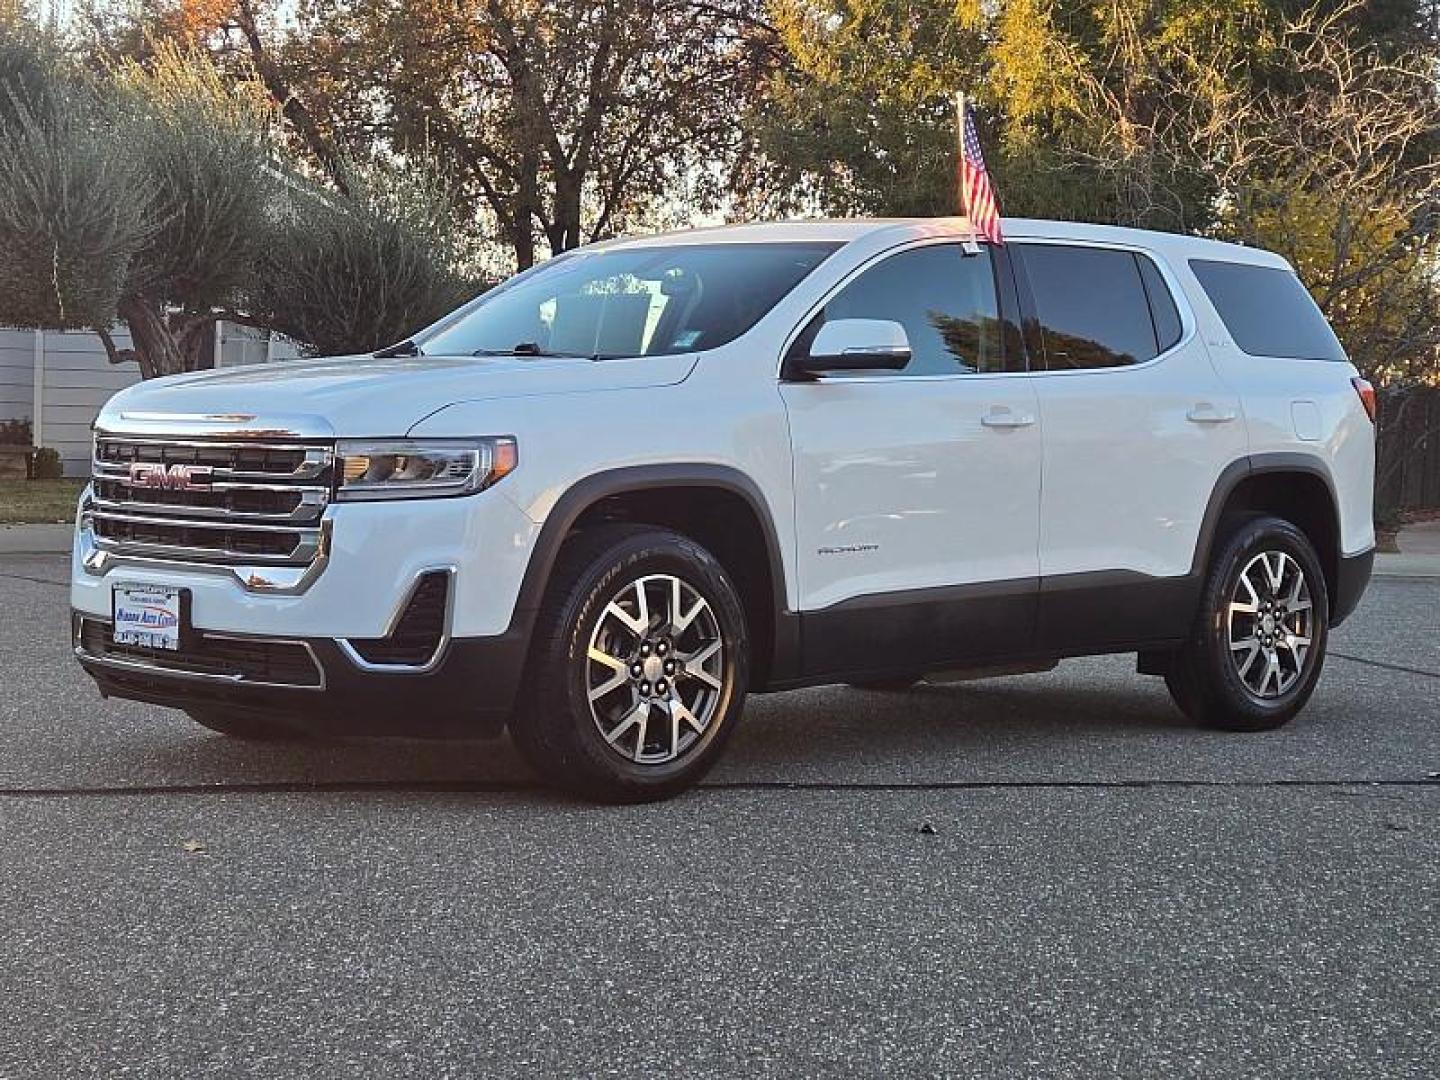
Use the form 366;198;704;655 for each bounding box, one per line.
111;583;190;652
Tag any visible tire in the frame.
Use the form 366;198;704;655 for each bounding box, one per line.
186;708;304;741
1166;514;1329;732
848;676;925;691
509;524;750;803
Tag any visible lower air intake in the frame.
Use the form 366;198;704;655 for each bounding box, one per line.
346;571;451;666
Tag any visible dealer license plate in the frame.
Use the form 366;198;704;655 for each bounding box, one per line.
112;583;184;651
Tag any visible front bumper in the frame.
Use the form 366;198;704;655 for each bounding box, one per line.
72;492;541;640
74;612;524;738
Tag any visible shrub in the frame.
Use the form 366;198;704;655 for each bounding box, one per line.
251;157;483;356
0;417;32;445
28;446;62;479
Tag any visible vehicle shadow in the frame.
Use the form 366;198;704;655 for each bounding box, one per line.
81;657;1192;793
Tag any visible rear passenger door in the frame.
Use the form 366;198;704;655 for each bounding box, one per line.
1013;241;1247;651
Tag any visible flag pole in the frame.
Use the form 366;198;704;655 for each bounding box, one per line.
955;91;980;254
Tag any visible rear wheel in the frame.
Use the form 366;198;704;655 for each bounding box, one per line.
1166;515;1329;732
509;525;749;803
185;709;304;741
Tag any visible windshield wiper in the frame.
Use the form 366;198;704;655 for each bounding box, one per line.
375;339;423;358
473;343;630;361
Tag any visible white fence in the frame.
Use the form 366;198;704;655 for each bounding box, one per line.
0;324;301;477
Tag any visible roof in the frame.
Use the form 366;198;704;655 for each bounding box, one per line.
597;217;1289;269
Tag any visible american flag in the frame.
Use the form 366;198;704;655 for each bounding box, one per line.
958;102;1004;244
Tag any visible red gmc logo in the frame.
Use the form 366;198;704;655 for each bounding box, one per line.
128;462;213;492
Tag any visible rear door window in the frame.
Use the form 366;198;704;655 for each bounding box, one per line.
1017;245;1161;370
1189;259;1346;361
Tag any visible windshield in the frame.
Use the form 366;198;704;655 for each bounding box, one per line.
420;242;841;358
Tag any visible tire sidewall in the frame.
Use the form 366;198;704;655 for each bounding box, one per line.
550;532;749;796
1198;516;1330;725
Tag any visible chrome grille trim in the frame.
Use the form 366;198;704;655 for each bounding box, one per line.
94;442;333;481
91;489;329;524
88;428;334;574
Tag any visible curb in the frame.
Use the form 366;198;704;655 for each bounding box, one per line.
0;524;74;556
1373;555;1440;579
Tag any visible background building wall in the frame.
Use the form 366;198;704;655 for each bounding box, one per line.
0;324;302;476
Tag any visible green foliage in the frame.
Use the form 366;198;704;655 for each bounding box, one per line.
108;43;278;317
759;0;985;216
0;19;477;370
0;39;149;330
759;0;1440;386
252;156;483;356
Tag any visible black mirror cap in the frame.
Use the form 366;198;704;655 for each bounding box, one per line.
790;347;912;377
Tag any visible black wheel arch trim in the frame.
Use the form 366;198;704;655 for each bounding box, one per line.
506;464;802;687
1190;453;1341;575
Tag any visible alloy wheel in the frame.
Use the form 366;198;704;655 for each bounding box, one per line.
1226;550;1314;700
585;573;726;764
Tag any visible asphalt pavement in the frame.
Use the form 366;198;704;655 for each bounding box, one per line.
1;553;1436;1078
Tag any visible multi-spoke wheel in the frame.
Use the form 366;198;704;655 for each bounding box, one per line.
1226;550;1314;700
1167;514;1329;732
510;524;749;802
586;574;726;765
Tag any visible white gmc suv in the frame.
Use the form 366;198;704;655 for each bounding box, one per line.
72;218;1376;801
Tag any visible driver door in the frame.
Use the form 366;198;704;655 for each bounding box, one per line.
778;242;1044;680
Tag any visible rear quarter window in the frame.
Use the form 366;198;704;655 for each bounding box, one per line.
1189;259;1346;361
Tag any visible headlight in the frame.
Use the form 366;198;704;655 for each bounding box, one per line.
334;437;517;501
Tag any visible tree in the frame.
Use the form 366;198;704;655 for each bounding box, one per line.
756;0;987;217
1174;2;1440;386
0;25;152;341
281;0;776;268
0;19;481;373
251;156;482;356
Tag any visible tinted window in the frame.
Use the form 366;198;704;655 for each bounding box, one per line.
1190;259;1346;361
812;245;1009;375
422;242;840;358
1137;255;1183;352
1019;245;1159;369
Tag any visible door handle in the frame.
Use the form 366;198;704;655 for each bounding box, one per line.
1186;403;1237;424
981;407;1036;429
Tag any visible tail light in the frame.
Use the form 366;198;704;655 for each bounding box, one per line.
1351;377;1376;422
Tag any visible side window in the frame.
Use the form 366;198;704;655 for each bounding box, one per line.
1018;244;1160;370
1189;259;1346;361
809;244;1010;375
1137;255;1183;353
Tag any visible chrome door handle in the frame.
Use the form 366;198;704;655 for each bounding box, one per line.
981;408;1036;429
1186;403;1237;424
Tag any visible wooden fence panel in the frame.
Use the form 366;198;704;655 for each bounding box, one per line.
1377;387;1440;513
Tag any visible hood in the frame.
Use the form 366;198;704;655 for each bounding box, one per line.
96;351;699;437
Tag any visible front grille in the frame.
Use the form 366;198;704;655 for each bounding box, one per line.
347;572;451;665
77;617;323;688
90;436;332;566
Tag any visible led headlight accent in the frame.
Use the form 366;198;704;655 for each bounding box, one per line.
334;437;517;501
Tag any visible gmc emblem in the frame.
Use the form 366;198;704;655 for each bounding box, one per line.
128;462;213;492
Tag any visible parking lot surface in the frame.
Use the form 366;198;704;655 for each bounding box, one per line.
1;554;1436;1078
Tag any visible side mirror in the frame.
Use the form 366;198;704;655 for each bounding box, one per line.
794;318;912;375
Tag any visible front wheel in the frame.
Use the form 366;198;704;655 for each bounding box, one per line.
1166;515;1329;732
509;525;750;803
